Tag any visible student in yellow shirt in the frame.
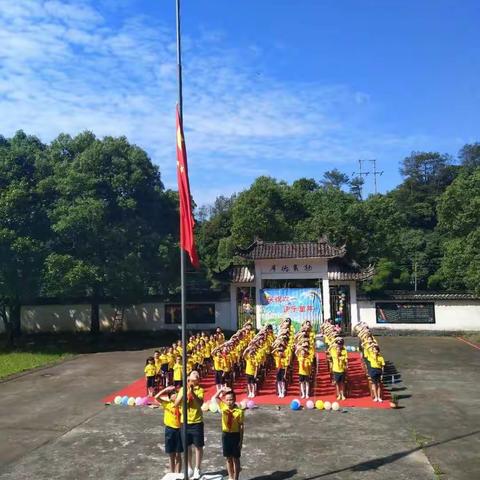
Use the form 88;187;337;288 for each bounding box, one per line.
272;347;289;398
173;356;183;387
297;349;312;399
243;349;257;398
154;385;183;473
212;387;244;480
331;343;348;400
144;356;157;396
369;345;386;402
213;350;224;393
174;372;205;479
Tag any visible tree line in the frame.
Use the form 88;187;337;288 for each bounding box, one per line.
1;130;479;341
196;145;480;297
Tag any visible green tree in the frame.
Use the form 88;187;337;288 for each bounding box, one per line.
434;167;480;293
459;143;480;170
0;131;49;343
321;169;350;189
41;133;177;333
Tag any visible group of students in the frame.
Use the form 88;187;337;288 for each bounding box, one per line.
354;322;386;402
144;328;227;397
153;370;244;480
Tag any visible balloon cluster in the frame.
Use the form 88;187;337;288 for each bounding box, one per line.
113;395;150;407
335;290;347;325
289;398;340;411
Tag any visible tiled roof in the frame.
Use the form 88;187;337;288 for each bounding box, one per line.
358;291;480;301
327;257;375;281
229;266;255;283
235;236;346;260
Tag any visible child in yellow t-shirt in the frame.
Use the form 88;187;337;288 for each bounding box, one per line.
212;387;244;480
173;356;183;388
331;344;348;400
154;385;183;473
144;356;157;396
243;350;257;399
297;349;312;399
369;345;386;402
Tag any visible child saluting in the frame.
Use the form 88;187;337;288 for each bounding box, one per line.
154;385;183;474
212;387;244;480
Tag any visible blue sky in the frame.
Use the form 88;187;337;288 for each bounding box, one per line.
0;1;478;205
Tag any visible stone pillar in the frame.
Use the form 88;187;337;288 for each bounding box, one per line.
350;281;359;332
255;265;262;329
322;277;331;322
229;284;237;331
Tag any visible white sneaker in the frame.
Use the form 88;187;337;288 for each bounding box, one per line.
378;398;383;402
188;467;194;477
193;468;201;479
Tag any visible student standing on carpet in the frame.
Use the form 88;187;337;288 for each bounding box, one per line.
174;370;205;479
154;385;183;474
211;387;244;480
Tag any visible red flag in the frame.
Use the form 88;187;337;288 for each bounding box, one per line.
176;105;200;268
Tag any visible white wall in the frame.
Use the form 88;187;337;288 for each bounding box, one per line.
0;301;232;333
21;304;92;333
358;300;480;331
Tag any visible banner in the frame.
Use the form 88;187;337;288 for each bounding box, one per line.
259;288;323;333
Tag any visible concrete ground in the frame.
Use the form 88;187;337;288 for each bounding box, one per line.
0;336;479;479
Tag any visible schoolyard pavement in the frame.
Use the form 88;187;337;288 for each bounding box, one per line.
0;336;478;480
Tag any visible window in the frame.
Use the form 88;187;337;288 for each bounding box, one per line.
165;304;216;324
376;302;435;324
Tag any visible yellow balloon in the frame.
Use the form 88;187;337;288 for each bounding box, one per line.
315;400;324;410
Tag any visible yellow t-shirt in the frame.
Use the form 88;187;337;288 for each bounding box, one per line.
144;364;156;377
221;356;231;373
369;354;385;369
245;357;257;376
213;355;222;371
167;353;175;369
159;354;168;366
219;402;244;433
331;355;347;373
178;386;204;424
173;364;183;381
160;399;181;429
298;356;312;376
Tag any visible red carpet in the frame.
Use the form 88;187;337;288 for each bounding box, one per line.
103;352;390;409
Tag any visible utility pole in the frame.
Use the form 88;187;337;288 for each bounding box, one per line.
352;159;384;195
414;260;418;292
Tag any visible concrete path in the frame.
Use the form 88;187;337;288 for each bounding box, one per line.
0;336;478;479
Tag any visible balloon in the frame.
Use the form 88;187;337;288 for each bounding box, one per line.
209;402;218;413
127;397;136;406
324;401;332;410
114;396;122;405
239;399;248;410
332;402;340;411
142;396;150;406
306;400;314;409
121;397;129;406
290;399;300;410
201;401;210;412
135;397;143;406
246;400;256;409
315;400;324;410
315;340;324;349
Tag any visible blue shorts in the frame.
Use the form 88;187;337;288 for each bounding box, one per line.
165;426;183;453
334;372;345;383
186;422;205;447
222;432;241;458
370;368;382;384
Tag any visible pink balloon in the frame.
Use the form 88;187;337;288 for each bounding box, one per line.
246;400;256;409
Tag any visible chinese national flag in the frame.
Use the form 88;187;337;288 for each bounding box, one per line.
176;105;200;269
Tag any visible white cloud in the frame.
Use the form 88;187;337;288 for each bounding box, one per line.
0;0;455;205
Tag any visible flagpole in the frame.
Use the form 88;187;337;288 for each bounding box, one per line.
175;1;189;479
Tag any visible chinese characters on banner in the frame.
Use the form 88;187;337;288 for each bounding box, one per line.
259;288;323;333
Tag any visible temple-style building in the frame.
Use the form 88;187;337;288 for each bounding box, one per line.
217;236;374;333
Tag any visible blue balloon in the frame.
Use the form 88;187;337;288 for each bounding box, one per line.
121;396;129;406
290;400;300;410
